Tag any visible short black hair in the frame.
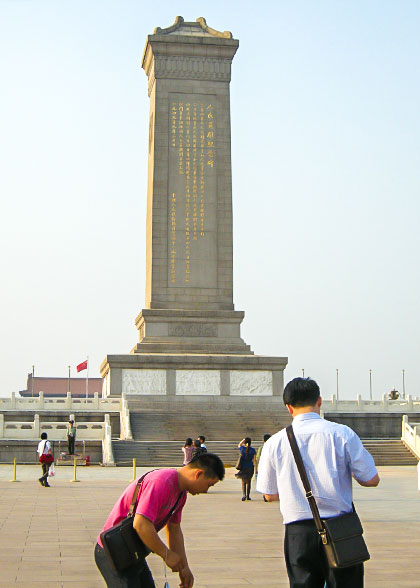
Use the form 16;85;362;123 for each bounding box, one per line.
40;432;48;440
184;438;193;447
263;434;271;442
188;452;225;481
283;377;320;407
194;439;201;448
198;435;205;443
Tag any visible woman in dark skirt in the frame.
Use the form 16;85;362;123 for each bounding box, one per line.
235;437;257;501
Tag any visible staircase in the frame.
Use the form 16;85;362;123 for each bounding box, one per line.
112;440;240;467
129;411;292;442
362;439;418;465
112;408;292;466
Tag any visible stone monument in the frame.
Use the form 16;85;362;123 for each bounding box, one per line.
100;17;288;398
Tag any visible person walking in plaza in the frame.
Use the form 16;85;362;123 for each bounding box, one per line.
235;437;256;501
256;377;380;588
37;432;54;487
95;453;225;588
192;439;205;459
197;435;207;451
67;419;76;455
182;438;194;465
256;433;271;474
256;433;271;502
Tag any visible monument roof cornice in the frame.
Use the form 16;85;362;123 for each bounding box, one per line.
154;16;233;39
141;17;239;73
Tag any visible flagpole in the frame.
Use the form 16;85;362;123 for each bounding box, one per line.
86;356;89;403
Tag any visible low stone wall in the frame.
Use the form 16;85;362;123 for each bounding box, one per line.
401;415;420;459
0;410;120;439
324;412;420;438
0;440;103;464
0;415;106;441
0;413;120;438
0;392;120;412
323;394;420;413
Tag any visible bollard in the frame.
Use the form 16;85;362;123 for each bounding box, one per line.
9;458;18;482
131;458;136;481
70;457;80;483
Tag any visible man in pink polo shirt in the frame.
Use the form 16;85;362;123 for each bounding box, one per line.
95;453;225;588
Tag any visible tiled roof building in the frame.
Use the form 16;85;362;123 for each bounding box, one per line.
20;374;102;398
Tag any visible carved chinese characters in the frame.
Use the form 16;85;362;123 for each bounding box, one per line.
168;94;217;288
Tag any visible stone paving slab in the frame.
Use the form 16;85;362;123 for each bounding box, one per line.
0;464;419;587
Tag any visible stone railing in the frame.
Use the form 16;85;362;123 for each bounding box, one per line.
401;415;420;459
0;392;121;412
102;414;115;466
323;394;420;413
0;413;107;441
120;393;133;440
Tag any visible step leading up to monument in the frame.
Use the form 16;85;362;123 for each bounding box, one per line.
112;440;241;467
361;439;418;466
129;409;292;442
112;438;419;467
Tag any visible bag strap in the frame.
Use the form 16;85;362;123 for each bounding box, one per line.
128;470;184;525
128;471;152;517
286;425;327;542
161;491;183;527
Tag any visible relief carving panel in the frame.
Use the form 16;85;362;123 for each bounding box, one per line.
122;369;166;395
230;371;273;396
169;323;217;337
176;370;221;395
155;56;231;81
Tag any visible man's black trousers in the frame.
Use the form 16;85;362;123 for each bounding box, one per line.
68;436;75;455
284;519;364;588
94;543;155;588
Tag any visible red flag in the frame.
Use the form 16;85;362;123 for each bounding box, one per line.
77;360;88;373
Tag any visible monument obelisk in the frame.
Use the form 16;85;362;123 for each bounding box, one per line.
100;17;287;398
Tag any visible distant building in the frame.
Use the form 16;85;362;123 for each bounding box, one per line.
19;374;102;398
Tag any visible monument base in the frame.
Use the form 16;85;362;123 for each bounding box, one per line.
132;309;252;355
100;353;287;398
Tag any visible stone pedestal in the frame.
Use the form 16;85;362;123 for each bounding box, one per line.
101;353;286;398
131;309;250;354
100;17;287;398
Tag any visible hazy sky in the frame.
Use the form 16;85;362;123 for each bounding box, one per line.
1;1;419;399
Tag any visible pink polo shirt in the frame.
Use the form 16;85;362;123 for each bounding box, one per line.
97;468;187;547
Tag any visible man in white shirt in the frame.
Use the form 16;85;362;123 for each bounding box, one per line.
256;377;379;588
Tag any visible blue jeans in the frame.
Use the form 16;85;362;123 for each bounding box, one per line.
94;543;155;588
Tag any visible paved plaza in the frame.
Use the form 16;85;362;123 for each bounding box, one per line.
0;464;418;587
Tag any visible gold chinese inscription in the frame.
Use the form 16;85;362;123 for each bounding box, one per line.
169;96;216;285
170;192;176;283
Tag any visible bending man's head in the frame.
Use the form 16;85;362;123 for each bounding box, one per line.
188;452;225;481
181;452;225;495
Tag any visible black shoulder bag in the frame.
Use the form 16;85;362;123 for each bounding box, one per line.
100;471;183;572
286;425;370;569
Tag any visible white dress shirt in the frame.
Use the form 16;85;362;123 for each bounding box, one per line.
256;412;378;524
37;440;51;456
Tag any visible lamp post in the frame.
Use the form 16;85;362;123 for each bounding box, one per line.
402;369;405;399
302;368;305;378
31;365;34;397
369;369;372;401
68;365;71;395
336;369;339;400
